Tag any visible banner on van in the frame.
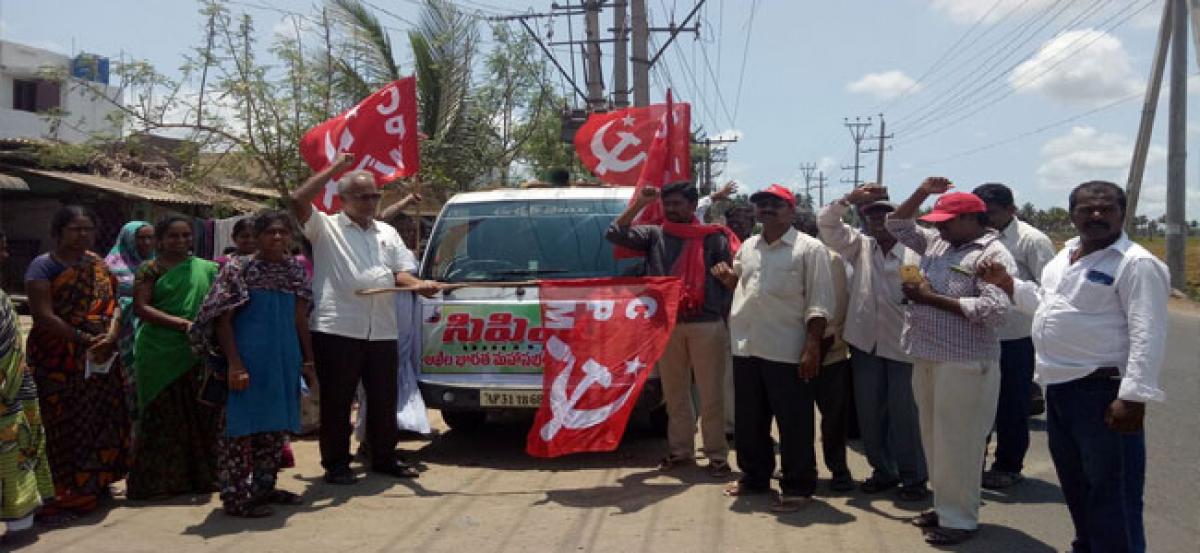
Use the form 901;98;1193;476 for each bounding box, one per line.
526;277;682;458
421;303;547;374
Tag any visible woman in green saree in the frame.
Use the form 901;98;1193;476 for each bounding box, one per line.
128;217;219;499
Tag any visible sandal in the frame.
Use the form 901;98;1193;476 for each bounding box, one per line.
656;455;695;471
769;492;812;513
722;481;769;497
982;470;1024;490
923;526;976;545
706;459;733;478
266;490;304;505
225;504;274;518
910;510;939;528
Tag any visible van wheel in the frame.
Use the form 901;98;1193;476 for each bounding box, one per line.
442;410;487;433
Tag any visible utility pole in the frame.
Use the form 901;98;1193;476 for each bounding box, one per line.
695;135;739;195
1126;0;1172;235
862;114;893;185
799;162;817;207
842;116;873;188
1166;0;1187;290
814;171;828;207
612;1;629;107
584;1;605;109
630;0;650;106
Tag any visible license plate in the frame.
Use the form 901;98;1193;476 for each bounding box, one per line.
480;389;543;408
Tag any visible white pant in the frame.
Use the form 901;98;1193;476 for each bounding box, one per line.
912;358;1001;530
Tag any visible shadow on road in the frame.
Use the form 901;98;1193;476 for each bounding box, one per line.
981;477;1064;505
414;418;664;472
532;467;724;514
943;523;1057;552
727;494;857;527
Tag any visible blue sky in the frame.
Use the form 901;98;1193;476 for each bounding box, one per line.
1;0;1197;219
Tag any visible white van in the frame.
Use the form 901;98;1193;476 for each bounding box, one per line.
417;186;665;431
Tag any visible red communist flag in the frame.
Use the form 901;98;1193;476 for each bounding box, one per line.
299;77;419;213
574;94;690;186
526;277;682;458
612;90;692;258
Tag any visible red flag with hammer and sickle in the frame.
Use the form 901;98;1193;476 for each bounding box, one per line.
611;90;692;258
526;277;682;458
574;94;691;186
299;77;419;213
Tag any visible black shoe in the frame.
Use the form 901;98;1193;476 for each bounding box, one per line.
860;476;900;494
324;466;357;485
830;473;856;492
372;461;420;479
897;482;930;501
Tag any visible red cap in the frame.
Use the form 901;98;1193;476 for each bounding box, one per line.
918;192;987;223
749;184;796;209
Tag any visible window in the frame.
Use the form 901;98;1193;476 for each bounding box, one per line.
12;80;36;112
423;199;639;282
11;79;61;113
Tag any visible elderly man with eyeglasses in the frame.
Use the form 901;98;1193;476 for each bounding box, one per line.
291;152;441;486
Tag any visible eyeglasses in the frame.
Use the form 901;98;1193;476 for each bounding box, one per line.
352;192;382;201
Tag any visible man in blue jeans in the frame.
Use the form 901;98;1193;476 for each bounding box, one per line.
973;183;1055;490
979;181;1169;553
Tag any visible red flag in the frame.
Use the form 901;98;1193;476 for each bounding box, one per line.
612;90;692;258
574;97;690;186
526;277;682;458
299;77;420;213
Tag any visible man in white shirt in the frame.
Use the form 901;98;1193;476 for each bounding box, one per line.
973;183;1056;490
711;185;835;512
979;181;1168;553
290;153;441;485
818;185;928;501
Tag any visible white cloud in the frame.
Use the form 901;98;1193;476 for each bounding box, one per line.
816;156;839;176
930;0;1055;24
847;71;922;100
1010;29;1142;107
1035;126;1200;218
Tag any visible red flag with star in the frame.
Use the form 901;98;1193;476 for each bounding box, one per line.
299;77;419;213
574;95;690;186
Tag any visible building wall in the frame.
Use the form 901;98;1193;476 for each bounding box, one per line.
0;40;123;144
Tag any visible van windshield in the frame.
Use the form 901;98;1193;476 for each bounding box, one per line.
422;198;640;282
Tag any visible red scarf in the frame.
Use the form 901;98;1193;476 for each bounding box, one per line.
661;218;742;314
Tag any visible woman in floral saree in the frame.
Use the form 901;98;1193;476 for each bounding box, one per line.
128;216;218;499
193;210;315;517
24;206;131;520
0;232;53;538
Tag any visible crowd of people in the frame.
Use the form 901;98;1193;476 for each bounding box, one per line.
606;176;1169;550
0;155;1171;551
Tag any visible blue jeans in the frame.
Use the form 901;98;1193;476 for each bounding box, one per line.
1046;377;1146;553
991;337;1035;473
848;346;927;486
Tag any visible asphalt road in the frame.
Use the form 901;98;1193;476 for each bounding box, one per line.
7;303;1198;553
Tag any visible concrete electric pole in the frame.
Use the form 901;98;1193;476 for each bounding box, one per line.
862;114;893;185
612;1;629;107
1166;0;1188;290
631;0;650;106
842;116;873;188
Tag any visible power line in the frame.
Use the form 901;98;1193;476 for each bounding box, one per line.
896;0;1131;137
730;0;759;125
897;0;1157;145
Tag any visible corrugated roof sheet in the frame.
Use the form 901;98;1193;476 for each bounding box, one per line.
17;167;210;205
0;174;29;191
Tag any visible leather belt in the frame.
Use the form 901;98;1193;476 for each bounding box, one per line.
1084;366;1121;379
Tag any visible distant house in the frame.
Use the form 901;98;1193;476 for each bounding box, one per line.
0;40;123;144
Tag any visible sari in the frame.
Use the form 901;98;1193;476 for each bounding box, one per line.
26;253;131;514
104;221;152;426
127;256;218;499
0;289;53;523
192;255;311;512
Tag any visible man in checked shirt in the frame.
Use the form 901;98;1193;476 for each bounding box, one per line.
884;176;1018;546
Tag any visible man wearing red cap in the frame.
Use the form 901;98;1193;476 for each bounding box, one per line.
884;177;1017;545
712;184;835;512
